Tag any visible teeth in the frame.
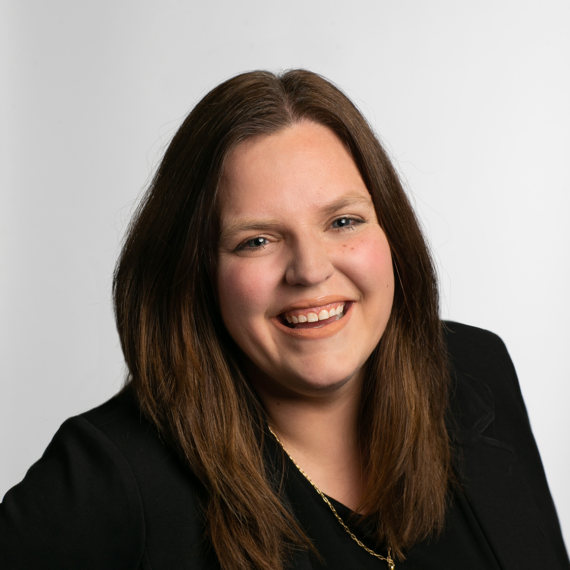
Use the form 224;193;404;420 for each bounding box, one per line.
283;303;347;325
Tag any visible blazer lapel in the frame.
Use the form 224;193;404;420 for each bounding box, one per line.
450;368;560;569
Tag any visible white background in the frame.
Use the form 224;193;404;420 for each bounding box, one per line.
1;0;569;547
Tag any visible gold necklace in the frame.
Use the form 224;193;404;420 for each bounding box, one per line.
268;425;395;569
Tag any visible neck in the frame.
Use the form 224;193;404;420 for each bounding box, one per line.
254;371;365;511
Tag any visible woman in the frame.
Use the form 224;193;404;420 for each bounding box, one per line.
1;70;568;569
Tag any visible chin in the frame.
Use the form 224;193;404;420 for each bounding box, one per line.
283;364;363;396
243;351;365;400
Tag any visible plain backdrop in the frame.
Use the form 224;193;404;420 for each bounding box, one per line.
1;0;569;547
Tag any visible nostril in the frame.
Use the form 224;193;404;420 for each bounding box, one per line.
285;262;334;287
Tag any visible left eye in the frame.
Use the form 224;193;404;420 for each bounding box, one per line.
242;237;269;250
332;217;358;229
249;237;267;247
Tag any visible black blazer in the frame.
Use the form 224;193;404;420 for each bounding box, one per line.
1;321;568;569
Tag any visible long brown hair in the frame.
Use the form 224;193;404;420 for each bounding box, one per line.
113;69;452;568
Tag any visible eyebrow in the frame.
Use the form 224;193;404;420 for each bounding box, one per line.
319;193;372;218
219;192;373;244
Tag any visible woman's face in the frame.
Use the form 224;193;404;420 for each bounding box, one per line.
217;122;394;398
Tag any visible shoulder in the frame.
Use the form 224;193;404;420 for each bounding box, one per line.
442;320;523;411
0;390;147;569
77;388;207;507
441;322;570;567
78;388;214;567
77;387;169;463
442;320;528;433
0;388;215;569
443;320;511;369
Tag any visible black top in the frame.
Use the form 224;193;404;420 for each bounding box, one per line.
1;322;569;569
283;450;501;569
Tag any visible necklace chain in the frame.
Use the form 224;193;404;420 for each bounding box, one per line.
268;425;395;569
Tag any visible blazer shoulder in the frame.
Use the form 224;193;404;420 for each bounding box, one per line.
76;387;198;493
74;388;214;568
80;386;142;429
442;321;570;568
77;387;176;467
0;397;146;569
442;320;516;391
443;320;508;360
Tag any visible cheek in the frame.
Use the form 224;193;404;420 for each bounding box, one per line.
217;257;278;333
341;231;394;296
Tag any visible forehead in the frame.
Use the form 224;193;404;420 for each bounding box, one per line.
218;122;371;221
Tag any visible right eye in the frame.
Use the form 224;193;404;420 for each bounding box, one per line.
236;237;269;251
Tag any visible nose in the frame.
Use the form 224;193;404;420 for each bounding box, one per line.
285;236;334;286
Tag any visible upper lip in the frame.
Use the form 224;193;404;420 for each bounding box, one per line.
274;295;353;317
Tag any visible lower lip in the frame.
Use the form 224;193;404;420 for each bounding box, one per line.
271;302;354;340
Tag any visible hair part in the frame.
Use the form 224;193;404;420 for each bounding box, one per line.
113;69;452;569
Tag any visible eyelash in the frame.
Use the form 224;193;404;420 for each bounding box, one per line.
331;216;363;232
235;237;269;252
235;217;364;252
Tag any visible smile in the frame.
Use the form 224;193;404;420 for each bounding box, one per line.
280;302;347;329
272;300;354;340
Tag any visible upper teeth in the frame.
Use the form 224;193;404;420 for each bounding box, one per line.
284;303;345;324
